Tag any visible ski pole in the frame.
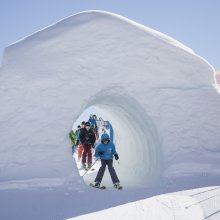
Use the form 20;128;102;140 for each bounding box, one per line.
82;158;99;177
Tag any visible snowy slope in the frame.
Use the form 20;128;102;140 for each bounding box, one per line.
0;10;220;219
69;186;220;220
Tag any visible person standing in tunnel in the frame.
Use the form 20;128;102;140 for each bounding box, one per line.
93;133;122;189
75;125;81;147
88;114;99;139
69;129;77;155
77;122;85;162
79;121;96;169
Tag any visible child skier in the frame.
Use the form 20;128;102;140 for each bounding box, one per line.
93;133;121;189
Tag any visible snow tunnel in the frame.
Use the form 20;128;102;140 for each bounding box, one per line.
72;88;161;188
2;11;219;191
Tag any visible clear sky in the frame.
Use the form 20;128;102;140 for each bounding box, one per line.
1;0;219;69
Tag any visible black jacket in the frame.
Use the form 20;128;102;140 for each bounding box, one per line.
79;128;96;145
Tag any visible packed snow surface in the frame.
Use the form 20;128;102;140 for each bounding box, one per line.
0;10;220;220
68;186;220;220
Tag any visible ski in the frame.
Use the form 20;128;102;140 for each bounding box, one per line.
79;168;95;171
85;168;95;171
89;183;106;190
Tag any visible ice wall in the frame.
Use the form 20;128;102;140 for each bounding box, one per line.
0;11;219;189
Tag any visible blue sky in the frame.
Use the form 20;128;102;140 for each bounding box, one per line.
1;0;219;69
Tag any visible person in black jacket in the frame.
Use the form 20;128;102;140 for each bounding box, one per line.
79;121;96;169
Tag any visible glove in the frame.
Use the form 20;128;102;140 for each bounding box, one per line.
114;154;119;160
98;151;104;156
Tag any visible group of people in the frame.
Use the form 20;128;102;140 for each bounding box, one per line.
69;114;122;189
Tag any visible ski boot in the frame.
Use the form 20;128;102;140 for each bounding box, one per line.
81;163;86;170
114;182;123;190
87;162;92;169
94;181;100;187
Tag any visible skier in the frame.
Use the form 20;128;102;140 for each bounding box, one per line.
93;133;121;189
77;122;86;162
69;130;77;155
88;114;99;139
93;114;99;139
75;125;81;147
88;114;96;128
81;121;86;129
79;121;96;169
93;114;97;120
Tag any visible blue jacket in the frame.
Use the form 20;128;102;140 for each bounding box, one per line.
75;129;80;141
95;142;117;160
88;118;97;128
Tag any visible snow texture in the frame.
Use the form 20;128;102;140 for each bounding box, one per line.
68;186;220;220
0;10;220;219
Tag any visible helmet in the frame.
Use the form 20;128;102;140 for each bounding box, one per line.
101;133;110;141
85;121;91;127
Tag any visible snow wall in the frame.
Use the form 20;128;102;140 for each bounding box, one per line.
0;11;220;189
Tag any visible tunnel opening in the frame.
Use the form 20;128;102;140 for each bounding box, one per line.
70;106;114;186
71;89;161;188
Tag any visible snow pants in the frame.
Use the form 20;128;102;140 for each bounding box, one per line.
82;144;92;164
95;159;119;184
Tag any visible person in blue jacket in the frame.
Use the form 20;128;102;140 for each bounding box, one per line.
88;114;97;129
75;125;81;147
93;133;121;188
88;114;99;138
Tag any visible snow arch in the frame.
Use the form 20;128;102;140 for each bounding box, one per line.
83;87;161;187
